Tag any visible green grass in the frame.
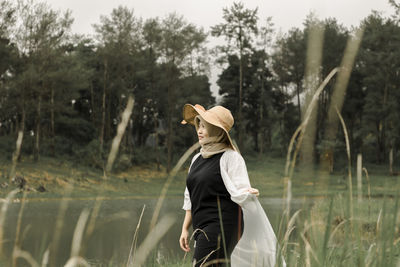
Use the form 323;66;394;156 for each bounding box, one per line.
246;154;400;198
1;154;399;266
1;153;399;200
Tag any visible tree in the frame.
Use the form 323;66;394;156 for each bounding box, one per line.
211;2;258;150
158;13;207;173
358;12;400;163
10;0;74;161
217;49;276;154
93;6;142;153
272;28;306;120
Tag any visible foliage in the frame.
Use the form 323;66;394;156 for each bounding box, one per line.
0;0;399;173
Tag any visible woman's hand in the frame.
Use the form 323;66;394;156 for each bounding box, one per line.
179;229;190;252
247;187;259;196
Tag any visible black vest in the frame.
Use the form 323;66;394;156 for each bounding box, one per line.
187;152;241;231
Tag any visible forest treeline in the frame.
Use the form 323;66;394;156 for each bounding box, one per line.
0;0;399;173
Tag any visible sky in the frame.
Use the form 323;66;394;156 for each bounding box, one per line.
44;0;395;98
44;0;395;35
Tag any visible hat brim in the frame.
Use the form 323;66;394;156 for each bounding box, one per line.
181;104;237;151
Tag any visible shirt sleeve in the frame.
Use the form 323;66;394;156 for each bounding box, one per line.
182;152;201;211
182;186;191;210
220;150;252;205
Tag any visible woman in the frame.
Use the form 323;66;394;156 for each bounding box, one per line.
179;104;282;267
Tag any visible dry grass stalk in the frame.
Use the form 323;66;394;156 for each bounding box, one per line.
12;247;39;267
281;209;302;256
105;95;135;175
322;27;364;171
284;68;339;218
0;189;18;256
127;204;146;267
84;196;104;240
64;256;90;267
183;228;210;261
364;243;376;267
216;196;228;262
149;142;200;230
327;219;348;246
300;231;319;267
199;247;221;267
190;228;209;242
362;167;372;216
301;22;324;168
357;154;362;203
289;67;340;179
300;220;325;266
335;106;353;223
70;208;90;258
130;214;175;267
12;191;27;267
9;130;24;181
49;185;73;266
201;256;229;267
41;248;49;267
376;209;382;234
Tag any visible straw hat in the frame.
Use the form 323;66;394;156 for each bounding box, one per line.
181;104;237;151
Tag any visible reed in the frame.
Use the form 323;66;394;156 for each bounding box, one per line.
130;214;176;267
363;167;372;216
336;107;353;227
48;185;73;266
81;195;104;256
283;67;339;219
0;189;18;257
12;247;39;267
149;142;200;230
127;204;146;266
12;191;27;267
64;256;90;267
183;228;209;262
105;95;135;176
70;208;90;258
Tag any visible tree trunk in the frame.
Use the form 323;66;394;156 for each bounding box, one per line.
34;95;41;162
9;110;25;181
90;82;96;125
357;154;362;203
167;85;173;173
155;116;160;171
389;148;393;175
137;102;143;146
106;94;112;142
381;81;388;163
296;81;301;120
253;130;259;152
100;60;107;153
166;59;175;174
259;73;264;156
50;87;55;156
238;47;244;151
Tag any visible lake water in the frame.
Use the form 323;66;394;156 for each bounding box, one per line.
3;197;310;266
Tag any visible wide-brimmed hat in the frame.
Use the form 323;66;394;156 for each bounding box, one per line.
181;104;237;151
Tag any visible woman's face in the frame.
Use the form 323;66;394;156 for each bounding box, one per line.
197;120;209;145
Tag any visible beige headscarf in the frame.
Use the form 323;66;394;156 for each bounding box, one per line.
194;115;230;158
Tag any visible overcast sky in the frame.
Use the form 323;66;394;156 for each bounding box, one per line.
45;0;394;34
44;0;395;99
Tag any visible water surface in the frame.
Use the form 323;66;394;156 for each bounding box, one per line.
3;197;309;266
